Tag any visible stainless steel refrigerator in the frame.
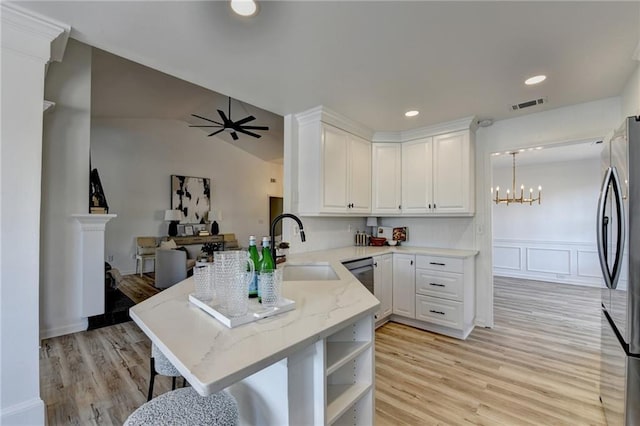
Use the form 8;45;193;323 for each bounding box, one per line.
597;116;640;425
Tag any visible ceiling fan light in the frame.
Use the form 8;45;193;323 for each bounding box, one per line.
230;0;257;17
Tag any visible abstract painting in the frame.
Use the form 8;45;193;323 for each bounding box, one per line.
171;175;211;224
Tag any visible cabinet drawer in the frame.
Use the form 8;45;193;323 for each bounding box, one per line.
415;269;463;301
416;255;463;273
415;295;463;330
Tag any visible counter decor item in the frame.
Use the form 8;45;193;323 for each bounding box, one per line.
393;227;407;242
369;236;386;246
189;293;296;328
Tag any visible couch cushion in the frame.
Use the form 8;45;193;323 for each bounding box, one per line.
160;239;178;249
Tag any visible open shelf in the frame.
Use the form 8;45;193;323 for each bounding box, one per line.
326;383;371;425
326;341;371;376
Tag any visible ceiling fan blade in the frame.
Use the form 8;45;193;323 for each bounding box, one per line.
231;131;239;141
234;115;256;126
191;114;223;126
234;128;262;138
189;125;222;128
207;129;225;137
239;125;269;130
217;109;230;124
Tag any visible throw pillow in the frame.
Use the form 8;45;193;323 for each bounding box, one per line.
160;239;177;249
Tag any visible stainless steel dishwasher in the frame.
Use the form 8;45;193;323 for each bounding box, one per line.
342;257;374;294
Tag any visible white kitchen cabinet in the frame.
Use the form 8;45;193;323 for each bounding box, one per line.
371;143;402;215
401;138;433;214
432;131;473;214
413;254;475;339
399;130;474;215
298;120;371;215
392;254;415;318
373;254;393;324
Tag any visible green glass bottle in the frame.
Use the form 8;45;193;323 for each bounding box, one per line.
247;236;260;298
258;236;275;300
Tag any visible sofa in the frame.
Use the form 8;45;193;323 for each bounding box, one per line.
155;248;196;289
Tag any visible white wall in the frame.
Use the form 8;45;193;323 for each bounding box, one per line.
475;97;622;327
492;158;602;286
41;39;93;339
1;4;68;424
90;118;283;274
622;63;640;117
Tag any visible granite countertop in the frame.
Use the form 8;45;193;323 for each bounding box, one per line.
129;244;477;396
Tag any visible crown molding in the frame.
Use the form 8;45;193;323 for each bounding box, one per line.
372;116;477;142
294;105;374;140
1;3;70;63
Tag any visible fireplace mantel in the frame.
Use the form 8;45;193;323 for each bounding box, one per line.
72;213;116;317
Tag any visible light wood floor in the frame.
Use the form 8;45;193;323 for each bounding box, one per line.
40;276;605;425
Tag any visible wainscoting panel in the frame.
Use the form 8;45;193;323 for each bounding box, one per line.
493;246;521;270
577;250;602;278
493;239;603;287
527;248;571;275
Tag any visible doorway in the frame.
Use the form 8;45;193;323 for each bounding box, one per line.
269;196;283;238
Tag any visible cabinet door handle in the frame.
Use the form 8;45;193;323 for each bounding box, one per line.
410;260;414;265
374;262;378;267
430;262;446;266
428;203;432;209
429;282;445;287
434;203;437;209
398;205;401;210
429;310;445;315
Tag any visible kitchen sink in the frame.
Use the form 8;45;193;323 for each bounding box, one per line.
282;263;340;281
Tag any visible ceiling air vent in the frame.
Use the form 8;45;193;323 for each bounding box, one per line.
511;97;547;111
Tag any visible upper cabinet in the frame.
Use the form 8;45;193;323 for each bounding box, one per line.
297;114;371;215
371;143;402;215
374;129;475;216
295;106;475;217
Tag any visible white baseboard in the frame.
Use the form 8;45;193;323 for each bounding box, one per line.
493;269;602;288
40;319;88;340
1;397;45;425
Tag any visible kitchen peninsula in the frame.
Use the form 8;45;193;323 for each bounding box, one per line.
130;249;381;425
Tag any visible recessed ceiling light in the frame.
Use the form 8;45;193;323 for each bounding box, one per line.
525;75;547;85
230;0;257;16
405;110;419;117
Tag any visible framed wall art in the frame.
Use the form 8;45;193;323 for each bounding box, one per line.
171;175;211;224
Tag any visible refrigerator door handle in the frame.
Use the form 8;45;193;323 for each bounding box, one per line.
597;167;613;289
609;167;625;290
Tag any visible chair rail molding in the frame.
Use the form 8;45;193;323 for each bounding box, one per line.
72;214;117;317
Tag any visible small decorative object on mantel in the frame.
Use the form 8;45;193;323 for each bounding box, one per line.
89;168;109;214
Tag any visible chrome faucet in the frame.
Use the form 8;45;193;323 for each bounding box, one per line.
270;213;306;261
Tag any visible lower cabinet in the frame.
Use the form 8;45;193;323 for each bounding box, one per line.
373;254;393;324
390;252;476;340
392;254;415;318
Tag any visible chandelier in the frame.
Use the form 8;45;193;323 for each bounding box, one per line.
491;152;542;205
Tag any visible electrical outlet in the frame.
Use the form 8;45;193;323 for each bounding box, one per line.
348;224;352;233
293;226;299;235
107;255;114;262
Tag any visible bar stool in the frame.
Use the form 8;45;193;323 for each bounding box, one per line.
125;387;239;426
148;344;186;401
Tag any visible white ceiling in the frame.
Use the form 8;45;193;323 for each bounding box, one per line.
23;1;640;133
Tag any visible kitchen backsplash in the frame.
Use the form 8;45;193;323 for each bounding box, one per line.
379;217;475;249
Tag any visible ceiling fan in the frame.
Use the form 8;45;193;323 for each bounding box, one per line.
189;97;269;140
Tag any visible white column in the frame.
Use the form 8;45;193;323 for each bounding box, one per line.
72;214;117;317
0;4;69;424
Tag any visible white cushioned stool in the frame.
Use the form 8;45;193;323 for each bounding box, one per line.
125;387;239;426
